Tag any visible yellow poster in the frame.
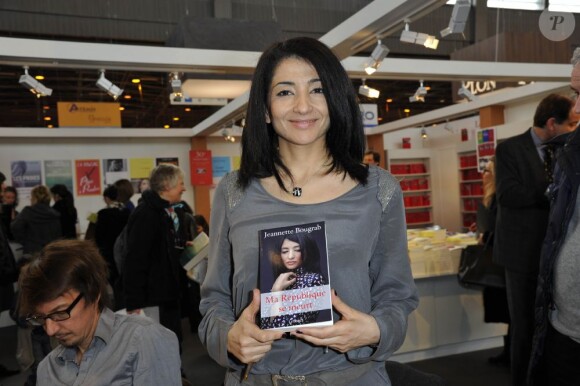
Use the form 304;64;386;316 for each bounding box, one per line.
129;158;154;179
232;156;241;170
57;102;121;127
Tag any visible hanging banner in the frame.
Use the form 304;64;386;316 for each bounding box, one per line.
75;159;101;196
475;128;496;172
57;102;121;127
189;150;212;186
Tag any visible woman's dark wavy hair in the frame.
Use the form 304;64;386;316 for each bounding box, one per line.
50;184;76;216
238;37;368;191
269;234;323;278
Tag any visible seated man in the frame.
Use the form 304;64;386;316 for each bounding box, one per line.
17;239;182;386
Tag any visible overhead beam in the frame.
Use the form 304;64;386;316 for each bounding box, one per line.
0;37;260;73
366;81;570;134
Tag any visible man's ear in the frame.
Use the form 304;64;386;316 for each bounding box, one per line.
546;117;557;133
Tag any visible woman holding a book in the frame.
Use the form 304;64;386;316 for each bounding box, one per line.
199;37;418;385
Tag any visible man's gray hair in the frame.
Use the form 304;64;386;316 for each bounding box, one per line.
149;164;184;193
572;47;580;67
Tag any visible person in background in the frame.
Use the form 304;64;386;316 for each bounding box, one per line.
476;157;511;366
95;185;130;288
363;150;381;167
123;165;187;344
50;184;78;239
494;93;579;386
138;178;150;193
114;179;135;212
194;214;209;236
0;172;20;379
18;239;182;386
11;185;62;257
199;37;417;384
528;48;580;386
1;186;18;241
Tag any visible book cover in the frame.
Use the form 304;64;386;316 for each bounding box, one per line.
180;231;209;271
259;221;333;331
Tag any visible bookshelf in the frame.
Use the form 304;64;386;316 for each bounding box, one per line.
458;151;483;231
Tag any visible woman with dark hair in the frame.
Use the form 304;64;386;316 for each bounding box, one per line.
95;185;130;288
114;179;135;212
261;234;326;329
199;37;417;385
50;184;78;239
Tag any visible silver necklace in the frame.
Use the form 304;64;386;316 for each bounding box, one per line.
290;162;327;197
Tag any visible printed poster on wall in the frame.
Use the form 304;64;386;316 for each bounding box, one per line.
44;160;74;192
232;156;241;171
156;157;179;166
11;161;42;205
475;128;496;172
212;156;231;178
103;158;129;186
189;150;212;186
129;158;154;193
75;159;101;196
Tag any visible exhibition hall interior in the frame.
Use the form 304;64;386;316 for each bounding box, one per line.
0;1;579;385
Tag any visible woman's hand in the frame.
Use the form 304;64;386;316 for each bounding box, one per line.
227;289;284;364
270;272;297;292
291;290;380;353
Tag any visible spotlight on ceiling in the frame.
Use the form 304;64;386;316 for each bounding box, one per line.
458;85;478;102
364;40;389;75
96;69;123;100
409;80;427;103
421;128;428;139
19;66;52;97
169;72;183;102
222;128;236;143
400;20;439;49
358;79;380;98
441;0;472;37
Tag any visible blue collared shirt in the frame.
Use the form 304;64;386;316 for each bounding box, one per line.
37;308;181;386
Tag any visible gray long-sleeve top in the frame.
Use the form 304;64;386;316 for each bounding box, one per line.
199;166;418;377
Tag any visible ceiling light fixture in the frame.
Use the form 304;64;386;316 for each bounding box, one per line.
364;39;389;75
358;79;380;98
458;85;478;101
409;80;427;103
487;0;544;10
96;69;123;100
222;128;236;143
400;20;439;49
19;66;52;97
421;128;428;139
548;0;580;12
441;0;472;37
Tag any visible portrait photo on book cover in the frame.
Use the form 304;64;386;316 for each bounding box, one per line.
259;221;333;331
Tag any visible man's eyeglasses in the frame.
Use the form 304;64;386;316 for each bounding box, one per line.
26;293;84;326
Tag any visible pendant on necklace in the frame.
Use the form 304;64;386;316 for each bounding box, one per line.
292;187;302;197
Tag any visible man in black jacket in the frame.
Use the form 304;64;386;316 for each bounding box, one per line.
529;48;580;386
494;94;579;386
123;164;187;343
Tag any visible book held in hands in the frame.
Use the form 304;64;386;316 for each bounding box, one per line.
259;221;332;331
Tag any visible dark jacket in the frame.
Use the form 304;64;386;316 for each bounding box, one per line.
11;203;62;255
52;199;78;239
123;190;184;311
95;204;130;285
528;131;579;384
0;225;17;312
494;128;550;275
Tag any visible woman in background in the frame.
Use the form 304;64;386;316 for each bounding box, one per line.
50;184;78;239
477;156;511;366
115;179;135;212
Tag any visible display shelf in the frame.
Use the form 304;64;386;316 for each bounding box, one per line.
387;151;434;229
458;151;483;231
